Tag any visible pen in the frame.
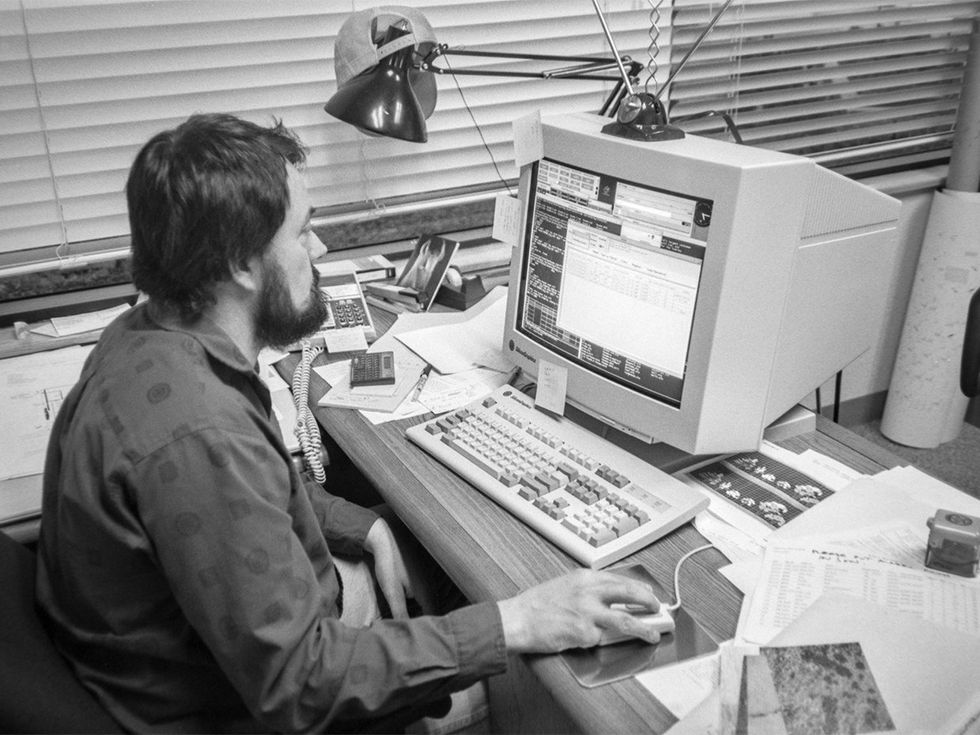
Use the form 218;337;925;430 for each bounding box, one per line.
412;367;431;401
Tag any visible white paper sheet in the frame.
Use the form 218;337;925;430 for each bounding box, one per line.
738;543;980;646
416;366;515;415
322;326;368;354
29;303;130;338
394;287;510;374
0;345;94;481
636;650;721;720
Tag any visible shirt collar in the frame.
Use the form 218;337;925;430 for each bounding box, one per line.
142;301;257;375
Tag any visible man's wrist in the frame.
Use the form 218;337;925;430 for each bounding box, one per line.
496;598;530;652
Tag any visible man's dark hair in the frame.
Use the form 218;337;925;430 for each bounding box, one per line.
127;113;308;320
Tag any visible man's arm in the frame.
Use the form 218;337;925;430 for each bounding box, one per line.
135;428;505;732
303;476;378;556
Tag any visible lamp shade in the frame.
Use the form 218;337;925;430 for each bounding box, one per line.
324;43;428;143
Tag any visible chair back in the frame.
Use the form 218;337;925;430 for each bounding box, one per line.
0;532;123;733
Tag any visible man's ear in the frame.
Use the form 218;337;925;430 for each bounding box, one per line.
229;255;262;293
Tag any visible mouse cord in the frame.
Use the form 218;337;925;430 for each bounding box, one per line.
667;543;715;612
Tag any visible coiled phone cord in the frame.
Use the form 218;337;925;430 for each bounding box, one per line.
292;339;326;483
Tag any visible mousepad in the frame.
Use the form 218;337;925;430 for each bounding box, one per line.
560;564;721;688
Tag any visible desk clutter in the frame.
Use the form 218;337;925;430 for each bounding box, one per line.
363;234;460;314
639;456;980;735
270;276;980;732
310;286;513;421
4;275;980;734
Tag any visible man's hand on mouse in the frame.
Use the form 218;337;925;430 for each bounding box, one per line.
497;569;663;653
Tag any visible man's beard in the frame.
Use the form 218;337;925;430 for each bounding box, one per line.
253;262;328;350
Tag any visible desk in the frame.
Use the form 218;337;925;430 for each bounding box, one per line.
0;307;914;730
276;330;909;734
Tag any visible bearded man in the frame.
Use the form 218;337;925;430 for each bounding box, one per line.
36;113;664;733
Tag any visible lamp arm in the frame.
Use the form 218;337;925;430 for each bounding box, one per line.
590;0;636;97
656;0;735;100
419;45;638;83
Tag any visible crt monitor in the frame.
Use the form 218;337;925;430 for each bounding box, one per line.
502;111;901;456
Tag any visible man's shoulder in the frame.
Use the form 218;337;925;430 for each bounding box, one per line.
88;313;244;432
94;312;213;387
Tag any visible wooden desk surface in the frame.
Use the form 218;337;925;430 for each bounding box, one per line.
277;343;907;734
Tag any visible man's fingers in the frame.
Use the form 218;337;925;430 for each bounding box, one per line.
595;607;664;645
381;580;409;619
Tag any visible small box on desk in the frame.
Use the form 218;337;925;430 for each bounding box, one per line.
926;509;980;577
432;275;488;311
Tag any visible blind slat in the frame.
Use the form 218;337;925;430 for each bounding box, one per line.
666;0;979;173
3;0;656;255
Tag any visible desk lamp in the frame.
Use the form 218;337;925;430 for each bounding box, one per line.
325;2;735;143
324;3;643;143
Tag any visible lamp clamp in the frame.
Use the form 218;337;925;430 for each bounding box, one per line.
603;92;684;142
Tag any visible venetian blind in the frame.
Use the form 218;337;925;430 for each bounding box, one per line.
0;0;656;258
4;1;978;261
667;0;980;178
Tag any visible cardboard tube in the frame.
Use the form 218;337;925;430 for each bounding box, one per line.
881;190;980;447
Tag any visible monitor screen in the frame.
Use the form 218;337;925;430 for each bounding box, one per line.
503;112;902;455
516;157;712;410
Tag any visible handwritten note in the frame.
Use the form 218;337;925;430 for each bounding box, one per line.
512;110;543;168
534;360;568;415
492;194;522;246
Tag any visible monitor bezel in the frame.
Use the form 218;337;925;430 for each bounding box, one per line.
502;112;815;453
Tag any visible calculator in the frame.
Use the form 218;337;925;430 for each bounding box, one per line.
350;351;396;387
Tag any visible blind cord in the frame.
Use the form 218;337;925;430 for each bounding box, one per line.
19;0;71;259
442;56;515;197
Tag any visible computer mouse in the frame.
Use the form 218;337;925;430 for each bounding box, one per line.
597;601;676;646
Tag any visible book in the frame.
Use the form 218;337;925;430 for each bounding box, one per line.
364;282;426;308
316;254;396;283
364;292;421;315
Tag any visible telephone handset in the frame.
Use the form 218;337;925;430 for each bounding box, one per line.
289;268;380;482
292;339;326;483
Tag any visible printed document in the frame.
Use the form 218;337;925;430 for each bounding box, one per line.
739;542;980;645
0;345;94;481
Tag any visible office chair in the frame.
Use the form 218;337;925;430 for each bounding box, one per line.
0;531;450;734
0;530;123;733
962;287;980;398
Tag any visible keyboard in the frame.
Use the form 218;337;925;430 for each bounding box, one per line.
405;385;709;568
